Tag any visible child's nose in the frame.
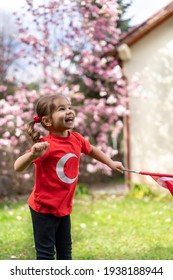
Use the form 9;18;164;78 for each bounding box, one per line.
67;108;72;113
67;109;75;116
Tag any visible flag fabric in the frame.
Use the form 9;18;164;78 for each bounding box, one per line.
139;171;173;195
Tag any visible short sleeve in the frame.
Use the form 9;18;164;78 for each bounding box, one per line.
72;132;91;154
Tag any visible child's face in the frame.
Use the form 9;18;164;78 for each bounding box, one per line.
50;96;76;133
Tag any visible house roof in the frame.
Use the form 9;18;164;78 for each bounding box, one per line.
120;1;173;46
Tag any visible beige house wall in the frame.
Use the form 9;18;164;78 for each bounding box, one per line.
123;17;173;185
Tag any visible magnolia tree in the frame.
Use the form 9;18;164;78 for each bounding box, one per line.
73;0;128;174
0;0;128;195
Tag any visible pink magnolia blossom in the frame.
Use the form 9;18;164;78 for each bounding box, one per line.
0;85;7;92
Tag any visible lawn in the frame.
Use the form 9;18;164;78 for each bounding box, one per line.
0;191;173;260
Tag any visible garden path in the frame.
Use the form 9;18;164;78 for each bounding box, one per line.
88;183;129;196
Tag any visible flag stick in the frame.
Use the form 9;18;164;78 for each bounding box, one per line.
123;169;139;174
124;169;173;178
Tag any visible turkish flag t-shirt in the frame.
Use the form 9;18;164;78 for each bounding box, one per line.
28;131;91;217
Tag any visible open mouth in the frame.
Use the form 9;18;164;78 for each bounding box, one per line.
65;117;74;123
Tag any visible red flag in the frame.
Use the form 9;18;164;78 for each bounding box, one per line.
139;171;173;195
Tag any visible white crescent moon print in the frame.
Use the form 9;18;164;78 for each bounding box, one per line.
56;153;78;184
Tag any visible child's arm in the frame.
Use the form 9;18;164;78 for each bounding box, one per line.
89;145;125;173
14;142;49;172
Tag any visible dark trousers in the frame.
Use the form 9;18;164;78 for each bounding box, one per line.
29;207;72;260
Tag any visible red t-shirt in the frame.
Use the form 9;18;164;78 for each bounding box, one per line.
28;132;91;217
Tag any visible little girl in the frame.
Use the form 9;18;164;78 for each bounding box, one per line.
14;94;125;260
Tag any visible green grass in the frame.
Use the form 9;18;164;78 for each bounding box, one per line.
0;193;173;260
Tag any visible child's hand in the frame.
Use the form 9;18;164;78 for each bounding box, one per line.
110;161;125;173
30;141;50;158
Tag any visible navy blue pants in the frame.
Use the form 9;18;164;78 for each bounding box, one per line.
29;207;72;260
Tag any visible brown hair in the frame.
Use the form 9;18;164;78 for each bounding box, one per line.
27;94;66;143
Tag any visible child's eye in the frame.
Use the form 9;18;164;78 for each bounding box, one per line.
59;107;65;111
